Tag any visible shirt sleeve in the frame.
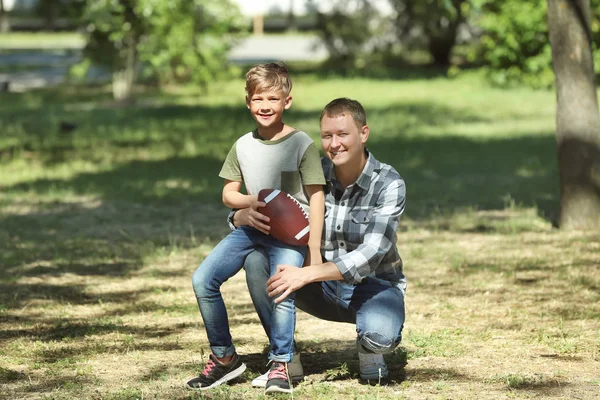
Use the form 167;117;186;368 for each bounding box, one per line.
219;143;242;181
333;179;406;284
299;142;326;185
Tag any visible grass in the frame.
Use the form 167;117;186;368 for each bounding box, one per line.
0;32;85;50
1;70;599;400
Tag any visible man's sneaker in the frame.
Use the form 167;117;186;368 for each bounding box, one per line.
251;353;304;387
357;342;388;381
186;353;246;391
264;361;292;394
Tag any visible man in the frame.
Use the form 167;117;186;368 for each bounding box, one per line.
231;97;406;385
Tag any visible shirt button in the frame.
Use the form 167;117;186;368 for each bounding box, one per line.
337;225;341;230
340;242;345;247
341;202;346;206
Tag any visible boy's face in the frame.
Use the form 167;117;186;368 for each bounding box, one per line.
246;88;292;131
320;113;369;168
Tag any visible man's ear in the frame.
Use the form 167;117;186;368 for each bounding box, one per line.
360;125;370;144
284;95;293;110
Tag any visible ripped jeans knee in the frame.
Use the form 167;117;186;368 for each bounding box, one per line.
358;331;402;354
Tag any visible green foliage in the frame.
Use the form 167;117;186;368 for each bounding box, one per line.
390;0;467;66
82;0;145;71
470;0;600;88
311;0;393;72
80;0;246;86
136;0;247;85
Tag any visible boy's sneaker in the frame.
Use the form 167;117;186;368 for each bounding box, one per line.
251;353;304;387
357;341;388;381
186;353;246;391
264;361;292;394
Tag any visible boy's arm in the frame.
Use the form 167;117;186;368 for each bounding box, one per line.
304;184;324;266
222;180;258;209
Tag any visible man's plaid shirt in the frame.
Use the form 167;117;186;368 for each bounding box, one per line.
321;151;406;293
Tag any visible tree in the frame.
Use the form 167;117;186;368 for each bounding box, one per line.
547;0;600;229
0;0;10;33
311;0;390;72
390;0;466;66
81;0;246;102
470;0;600;88
83;0;144;102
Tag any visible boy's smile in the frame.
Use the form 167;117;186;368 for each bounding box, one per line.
247;89;292;135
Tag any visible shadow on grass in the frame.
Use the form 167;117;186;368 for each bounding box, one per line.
0;92;562;350
1;101;558;217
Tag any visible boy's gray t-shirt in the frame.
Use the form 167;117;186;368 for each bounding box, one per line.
219;130;325;212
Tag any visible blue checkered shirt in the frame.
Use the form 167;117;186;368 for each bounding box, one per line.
321;151;406;293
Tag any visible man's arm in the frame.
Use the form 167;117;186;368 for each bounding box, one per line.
267;177;406;302
267;261;343;303
333;178;405;284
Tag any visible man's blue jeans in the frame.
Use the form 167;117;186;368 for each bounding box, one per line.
244;249;405;354
192;226;305;362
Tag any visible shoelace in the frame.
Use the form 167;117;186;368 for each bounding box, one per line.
201;358;217;377
268;362;288;381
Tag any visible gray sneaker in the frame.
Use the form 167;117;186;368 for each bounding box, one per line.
251;353;304;387
357;341;388;381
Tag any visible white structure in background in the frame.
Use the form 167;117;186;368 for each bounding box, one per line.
234;0;394;16
230;1;394;63
234;0;394;34
3;0;36;11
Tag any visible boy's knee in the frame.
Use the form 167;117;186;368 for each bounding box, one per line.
358;331;402;354
244;250;270;281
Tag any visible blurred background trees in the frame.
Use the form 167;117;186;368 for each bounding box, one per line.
5;0;600;91
81;0;245;102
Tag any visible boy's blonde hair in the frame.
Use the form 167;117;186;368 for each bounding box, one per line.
245;62;292;97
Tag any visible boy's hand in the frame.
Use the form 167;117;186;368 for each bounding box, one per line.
234;201;270;234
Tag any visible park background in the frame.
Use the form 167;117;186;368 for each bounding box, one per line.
1;1;599;399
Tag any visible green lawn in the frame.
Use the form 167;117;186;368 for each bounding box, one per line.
0;32;85;49
1;72;599;400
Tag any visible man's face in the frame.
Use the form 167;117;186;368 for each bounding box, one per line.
320;113;369;167
246;88;291;130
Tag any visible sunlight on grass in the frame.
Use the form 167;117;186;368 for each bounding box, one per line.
2;72;599;400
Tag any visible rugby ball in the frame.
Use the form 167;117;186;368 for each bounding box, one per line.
258;189;310;246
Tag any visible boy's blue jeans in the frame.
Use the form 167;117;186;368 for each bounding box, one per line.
192;226;305;362
244;249;405;354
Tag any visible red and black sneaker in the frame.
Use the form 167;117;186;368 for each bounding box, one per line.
186;353;246;391
265;361;292;394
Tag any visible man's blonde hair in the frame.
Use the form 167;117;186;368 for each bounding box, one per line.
245;62;292;97
320;98;367;129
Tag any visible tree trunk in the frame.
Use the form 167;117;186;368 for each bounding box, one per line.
0;0;10;33
112;36;137;103
428;31;457;66
547;0;600;229
287;0;297;32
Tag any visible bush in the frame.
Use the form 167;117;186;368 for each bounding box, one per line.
470;0;600;88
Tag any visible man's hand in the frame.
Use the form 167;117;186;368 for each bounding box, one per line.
234;202;270;234
267;264;311;304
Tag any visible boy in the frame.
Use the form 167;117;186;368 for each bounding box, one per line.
186;62;325;394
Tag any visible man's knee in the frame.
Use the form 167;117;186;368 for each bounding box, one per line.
358;330;403;354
